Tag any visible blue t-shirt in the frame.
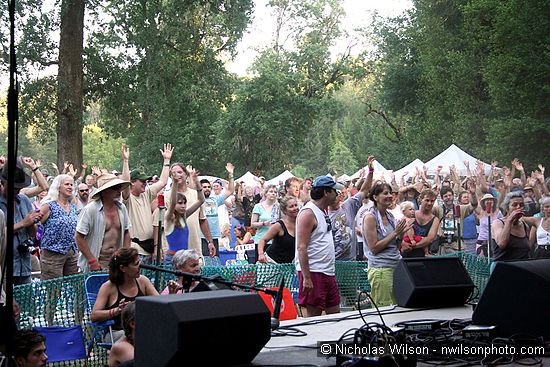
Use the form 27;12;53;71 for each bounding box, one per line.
201;194;225;239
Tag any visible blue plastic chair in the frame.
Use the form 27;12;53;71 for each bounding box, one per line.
84;273;114;351
34;325;86;363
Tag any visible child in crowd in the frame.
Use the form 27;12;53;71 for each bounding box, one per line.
400;201;428;256
164;168;204;265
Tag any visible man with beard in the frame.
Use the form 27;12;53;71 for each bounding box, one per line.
199;163;234;257
74;183;90;214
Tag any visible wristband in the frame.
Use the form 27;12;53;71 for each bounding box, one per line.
164;163;170;167
197;189;202;192
32;167;39;172
89;258;97;265
368;168;374;173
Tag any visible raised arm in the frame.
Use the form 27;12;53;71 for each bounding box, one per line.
149;143;174;196
184;168;205;217
20;157;49;198
121;144;130;200
223;162;235;199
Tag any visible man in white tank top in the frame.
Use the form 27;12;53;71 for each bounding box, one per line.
295;175;343;317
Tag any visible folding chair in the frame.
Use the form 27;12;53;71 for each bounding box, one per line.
84;273;114;352
34;325;87;363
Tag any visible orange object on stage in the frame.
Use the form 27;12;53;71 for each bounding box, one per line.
258;287;298;321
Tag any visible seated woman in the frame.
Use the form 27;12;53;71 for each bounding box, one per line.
162;249;208;294
108;301;135;367
91;248;158;342
257;196;298;264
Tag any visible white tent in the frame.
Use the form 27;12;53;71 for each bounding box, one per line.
351;160;390;179
394;159;425;180
424;144;491;176
266;170;295;186
236;171;260;187
337;174;352;182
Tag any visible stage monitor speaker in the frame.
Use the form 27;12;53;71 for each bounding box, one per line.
393;257;474;308
472;259;550;339
135;290;271;367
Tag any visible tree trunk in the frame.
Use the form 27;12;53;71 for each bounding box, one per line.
56;0;85;169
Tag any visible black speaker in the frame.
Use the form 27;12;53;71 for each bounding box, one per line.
135;290;271;367
393;257;474;308
472;259;550;339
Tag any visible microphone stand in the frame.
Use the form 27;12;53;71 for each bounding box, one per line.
141;264;278;297
154;205;165;290
140;264;285;330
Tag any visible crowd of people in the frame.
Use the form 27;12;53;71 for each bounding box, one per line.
0;146;549;365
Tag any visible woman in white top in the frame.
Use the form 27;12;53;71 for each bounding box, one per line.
526;196;550;258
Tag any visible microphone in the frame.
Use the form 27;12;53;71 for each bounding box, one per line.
158;193;165;209
270;277;285;331
453;204;461;218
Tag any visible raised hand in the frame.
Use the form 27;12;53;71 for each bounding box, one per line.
122;144;129;161
81;162;88;171
160;143;174;161
92;166;101;176
538;164;545;175
367;155;375;169
225;162;234;175
22;157;37;170
68;164;77;177
512;158;524;172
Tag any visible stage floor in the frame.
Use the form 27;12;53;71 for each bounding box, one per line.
249;305;473;366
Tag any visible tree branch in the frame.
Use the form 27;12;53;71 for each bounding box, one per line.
366;104;404;142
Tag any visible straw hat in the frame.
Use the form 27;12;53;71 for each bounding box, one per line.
92;173;130;200
480;193;497;209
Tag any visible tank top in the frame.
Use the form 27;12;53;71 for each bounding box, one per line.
536;219;550;246
294;201;335;276
166;224;190;253
462;213;478;239
491;219;530;261
107;280;144;330
266;220;295;263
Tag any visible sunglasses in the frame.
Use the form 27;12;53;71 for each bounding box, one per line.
202;185;212;189
79;189;89;193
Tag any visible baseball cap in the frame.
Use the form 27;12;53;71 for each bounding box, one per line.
312;175;344;190
130;169;152;181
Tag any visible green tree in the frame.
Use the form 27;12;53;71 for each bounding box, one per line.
87;0;254;175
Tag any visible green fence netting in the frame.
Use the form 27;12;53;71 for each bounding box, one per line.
12;254;489;366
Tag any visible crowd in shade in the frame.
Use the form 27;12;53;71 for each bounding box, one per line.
0;145;549;365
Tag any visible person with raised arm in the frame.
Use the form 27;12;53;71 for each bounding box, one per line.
163;167;205;265
121;144;173;262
